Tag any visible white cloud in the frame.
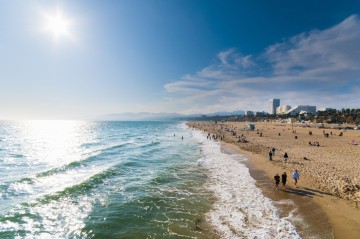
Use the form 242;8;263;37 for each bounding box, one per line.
217;48;236;64
266;15;360;76
164;79;212;93
163;15;360;113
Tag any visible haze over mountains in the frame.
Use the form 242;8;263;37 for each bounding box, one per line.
99;110;245;121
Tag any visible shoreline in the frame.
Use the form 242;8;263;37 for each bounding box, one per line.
221;143;333;238
188;121;360;238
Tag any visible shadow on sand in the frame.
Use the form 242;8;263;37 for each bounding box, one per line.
302;187;333;196
279;187;328;198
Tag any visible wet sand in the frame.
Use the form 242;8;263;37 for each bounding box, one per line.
189;121;360;239
222;145;333;238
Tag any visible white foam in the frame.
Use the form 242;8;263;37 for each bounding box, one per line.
191;129;301;239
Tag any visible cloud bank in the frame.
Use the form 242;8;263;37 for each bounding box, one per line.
164;15;360;114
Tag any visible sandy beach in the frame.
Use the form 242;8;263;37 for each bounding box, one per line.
188;121;360;239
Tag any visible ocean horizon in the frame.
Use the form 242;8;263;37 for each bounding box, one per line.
0;120;301;238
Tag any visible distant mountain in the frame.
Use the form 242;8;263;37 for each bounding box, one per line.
99;110;245;121
98;112;185;121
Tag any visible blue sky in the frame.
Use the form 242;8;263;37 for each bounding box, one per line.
1;0;360;119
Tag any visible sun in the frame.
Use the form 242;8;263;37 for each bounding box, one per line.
44;9;73;41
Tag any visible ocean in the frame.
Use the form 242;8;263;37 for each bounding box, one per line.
0;121;301;239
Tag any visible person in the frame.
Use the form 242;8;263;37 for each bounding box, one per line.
274;173;280;189
284;152;288;161
271;148;275;156
281;172;287;188
268;150;273;161
293;169;300;188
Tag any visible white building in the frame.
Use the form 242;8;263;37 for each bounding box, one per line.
286;105;317;115
276;105;291;115
269;99;280;115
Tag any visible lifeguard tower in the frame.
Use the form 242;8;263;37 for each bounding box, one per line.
248;124;255;131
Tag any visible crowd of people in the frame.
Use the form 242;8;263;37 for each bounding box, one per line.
274;170;299;189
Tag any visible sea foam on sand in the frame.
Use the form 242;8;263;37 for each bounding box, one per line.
192;130;301;239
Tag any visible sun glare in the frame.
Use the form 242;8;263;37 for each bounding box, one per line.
44;9;73;41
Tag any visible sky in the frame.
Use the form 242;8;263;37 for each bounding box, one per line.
0;0;360;119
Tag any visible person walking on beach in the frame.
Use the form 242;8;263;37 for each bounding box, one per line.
268;150;273;161
272;148;275;156
281;172;287;188
283;152;288;162
274;174;280;189
293;169;300;188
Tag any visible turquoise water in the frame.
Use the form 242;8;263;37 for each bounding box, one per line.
0;121;301;239
0;121;214;238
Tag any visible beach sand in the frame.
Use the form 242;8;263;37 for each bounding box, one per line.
188;121;360;238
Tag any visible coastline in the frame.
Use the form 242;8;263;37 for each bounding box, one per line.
222;143;335;238
188;121;360;238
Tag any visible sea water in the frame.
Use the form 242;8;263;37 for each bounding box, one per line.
0;121;300;238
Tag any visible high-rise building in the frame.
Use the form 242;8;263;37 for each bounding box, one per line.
269;99;280;115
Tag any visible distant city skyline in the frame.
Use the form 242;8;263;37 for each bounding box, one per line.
0;0;360;119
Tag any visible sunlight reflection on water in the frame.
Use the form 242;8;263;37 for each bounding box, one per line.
0;121;214;238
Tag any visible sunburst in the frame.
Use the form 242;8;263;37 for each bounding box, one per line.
44;9;73;41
